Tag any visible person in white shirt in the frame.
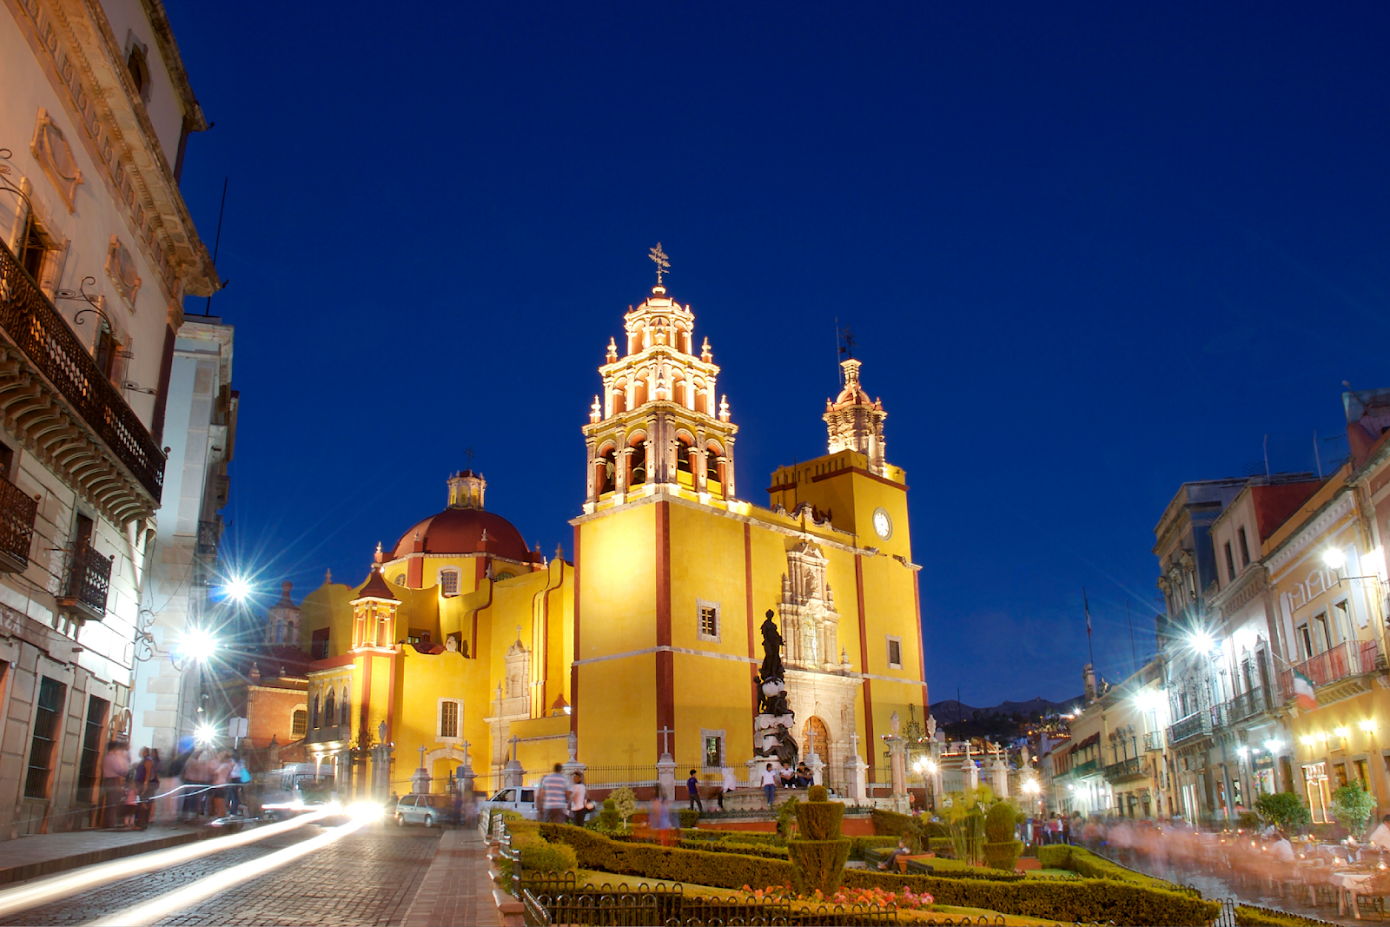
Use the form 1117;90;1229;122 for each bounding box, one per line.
1370;815;1390;851
759;763;778;807
1270;831;1295;862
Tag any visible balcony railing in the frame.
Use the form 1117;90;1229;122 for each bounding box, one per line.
1224;686;1270;724
197;520;220;556
304;724;350;747
1143;730;1165;752
1071;758;1100;778
1104;756;1145;783
1279;640;1380;700
0;240;164;502
0;475;37;572
1168;710;1212;746
58;542;111;621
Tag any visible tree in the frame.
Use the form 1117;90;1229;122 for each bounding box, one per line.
1332;781;1376;837
609;786;637;831
1254;790;1311;833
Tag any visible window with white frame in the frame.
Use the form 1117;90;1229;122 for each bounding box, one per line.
701;728;726;769
697;599;720;642
438;699;461;739
886;635;903;670
439;569;460;597
291;709;307;737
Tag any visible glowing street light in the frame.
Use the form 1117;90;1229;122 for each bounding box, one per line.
1264;739;1283;754
178;628;218;662
1360;720;1377;733
222;576;253;602
1323;549;1347;571
194;723;217;746
1022;779;1040;796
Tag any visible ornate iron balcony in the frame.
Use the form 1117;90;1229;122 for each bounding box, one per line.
0;475;37;572
1279;640;1380;700
58;541;112;621
197;519;220;556
1143;730;1165;752
0;239;164;502
1103;755;1145;783
1224;686;1269;724
1168;710;1212;746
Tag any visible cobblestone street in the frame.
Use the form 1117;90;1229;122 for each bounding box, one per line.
0;823;442;927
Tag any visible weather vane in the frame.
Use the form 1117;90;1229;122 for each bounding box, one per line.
649;242;670;286
839;327;856;359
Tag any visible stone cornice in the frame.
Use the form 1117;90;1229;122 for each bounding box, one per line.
1265;491;1355;576
1210;567;1268;619
6;0;219;299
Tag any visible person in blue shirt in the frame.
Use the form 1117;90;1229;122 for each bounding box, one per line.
686;770;703;813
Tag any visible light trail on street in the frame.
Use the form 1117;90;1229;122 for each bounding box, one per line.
86;815;374;927
0;812;332;922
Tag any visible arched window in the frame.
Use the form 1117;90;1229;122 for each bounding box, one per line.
339;687;351;726
706;443;723;486
676;435;693;474
310;694;320;729
324;689;336;729
393;574;406;586
629;438;647;486
597;446;617;495
438;569;460;597
126;43;150;101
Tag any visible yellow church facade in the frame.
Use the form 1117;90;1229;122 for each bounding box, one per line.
292;266;928;797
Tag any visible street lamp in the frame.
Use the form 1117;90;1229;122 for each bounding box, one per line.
221;575;253;602
194;722;217;747
177;627;218;663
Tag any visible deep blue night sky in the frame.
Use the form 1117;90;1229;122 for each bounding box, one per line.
165;2;1390;708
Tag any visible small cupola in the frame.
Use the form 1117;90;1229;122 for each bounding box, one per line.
447;470;486;509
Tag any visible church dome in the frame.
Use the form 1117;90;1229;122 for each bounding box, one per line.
391;507;532;562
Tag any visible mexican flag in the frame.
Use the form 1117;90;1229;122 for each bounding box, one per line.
1292;671;1317;710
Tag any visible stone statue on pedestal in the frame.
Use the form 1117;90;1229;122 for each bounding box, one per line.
752;608;797;768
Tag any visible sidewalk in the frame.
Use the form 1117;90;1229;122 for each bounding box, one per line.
400;828;510;927
0;824;205;885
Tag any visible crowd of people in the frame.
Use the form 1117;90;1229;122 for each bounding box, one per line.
98;740;251;830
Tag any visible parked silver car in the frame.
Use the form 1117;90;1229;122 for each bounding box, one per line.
477;787;538;821
395;793;452;827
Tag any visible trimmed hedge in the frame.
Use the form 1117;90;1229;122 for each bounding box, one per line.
1234;905;1331;926
541;823;797;888
677;809;700;829
1037;845;1189;892
795;801;843;841
541;823;1221;926
871;808;914;836
788;837;851;895
676;839;789;860
842;870;1220;926
848;835;902;860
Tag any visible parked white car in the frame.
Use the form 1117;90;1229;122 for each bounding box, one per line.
395;793;452;827
477;787;538;821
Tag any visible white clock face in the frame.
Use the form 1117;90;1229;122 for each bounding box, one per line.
872;508;892;539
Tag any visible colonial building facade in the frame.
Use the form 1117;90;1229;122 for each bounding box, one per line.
0;0;220;835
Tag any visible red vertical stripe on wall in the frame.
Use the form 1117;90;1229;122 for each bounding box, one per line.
855;554;875;782
655;502;674;759
745;524;758;706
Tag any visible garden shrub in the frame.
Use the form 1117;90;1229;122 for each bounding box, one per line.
842;869;1220;926
871;808;914;835
597;797;621;831
1332;781;1376;837
515;833;578;875
540;823;1220;927
982;801;1022;871
788;836;851;896
676;839;789;860
807;784;828;802
775;795;800;837
848;836;901;860
609;786;637;829
1036;845;1188;891
677;808;700;829
1234;905;1332;926
794;800;843;841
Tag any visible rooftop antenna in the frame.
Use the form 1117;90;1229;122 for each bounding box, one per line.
1313;430;1323;479
834;316;842;387
1126;600;1138;675
203;177;228;316
1263;434;1270;479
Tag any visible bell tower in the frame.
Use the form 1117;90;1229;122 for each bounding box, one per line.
582;244;738;511
824;358;887;476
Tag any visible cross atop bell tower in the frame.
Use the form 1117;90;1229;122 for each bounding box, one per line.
581;246;739;512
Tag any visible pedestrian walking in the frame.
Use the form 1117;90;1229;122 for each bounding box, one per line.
760;763;777;807
212;751;233;817
101;741;130;829
134;747;160;830
537;762;571;824
228;752;248;816
570;772;591;826
719;766;737;811
649;793;673;846
686;770;703;814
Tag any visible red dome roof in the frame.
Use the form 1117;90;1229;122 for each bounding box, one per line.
391;507;533;563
